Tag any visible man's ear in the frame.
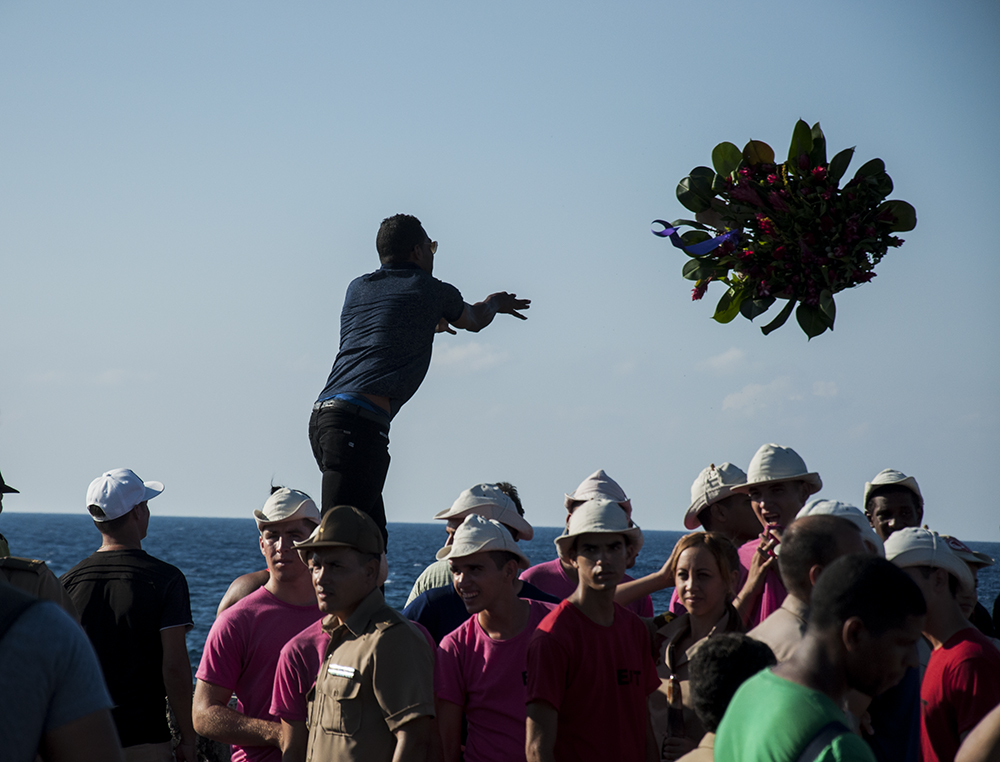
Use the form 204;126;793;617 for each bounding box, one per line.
842;616;867;652
808;564;825;589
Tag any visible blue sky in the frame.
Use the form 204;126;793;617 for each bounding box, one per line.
1;0;998;540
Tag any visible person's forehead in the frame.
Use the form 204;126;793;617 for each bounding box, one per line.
311;545;359;563
578;532;624;546
263;517;314;533
449;550;492;567
870;493;917;511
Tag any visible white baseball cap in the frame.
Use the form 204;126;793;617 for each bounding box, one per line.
436;514;530;570
884;527;974;593
254;488;320;531
797;499;884;557
433;483;534;541
732;444;822;495
86;469;163;522
685;463;748;530
555;498;644;561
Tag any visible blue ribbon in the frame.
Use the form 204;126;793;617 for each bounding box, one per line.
652;220;739;257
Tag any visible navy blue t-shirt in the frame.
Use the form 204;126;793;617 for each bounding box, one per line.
317;262;465;418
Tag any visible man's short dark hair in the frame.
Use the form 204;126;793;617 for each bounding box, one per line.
88;503;140;533
376;214;425;265
778;515;861;600
809;555;926;636
689;634;776;733
487;550;521;571
496;482;523;516
865;485;923;518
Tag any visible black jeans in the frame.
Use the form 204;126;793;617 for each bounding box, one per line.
308;403;391;548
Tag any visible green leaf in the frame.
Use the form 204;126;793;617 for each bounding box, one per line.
878;200;917;232
712;142;743;176
743;140;775;166
809;123;827;166
819;290;836;329
787;119;814;171
682;259;716;280
828;147;855;184
712;288;745;324
873;172;894;198
676;177;712;213
855;158;885;179
761;299;796;335
796;303;831;339
739;295;776;320
670;219;710;231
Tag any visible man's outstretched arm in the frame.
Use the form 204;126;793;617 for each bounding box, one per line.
450;292;530;333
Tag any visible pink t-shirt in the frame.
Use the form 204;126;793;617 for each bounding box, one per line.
736;539;786;627
196;587;322;762
526;599;660;762
520;558;654;617
270;618;330;723
435;600;556;762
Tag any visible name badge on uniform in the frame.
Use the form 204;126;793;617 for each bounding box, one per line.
327;664;357;679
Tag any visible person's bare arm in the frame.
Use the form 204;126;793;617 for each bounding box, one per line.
614;559;673;606
280;719;309;762
162;625;198;762
217;570;270;615
193;679;281;748
526;701;559;762
435;697;463;762
392;716;433;762
958;702;1000;762
733;533;776;625
40;708;124;762
450;293;530;332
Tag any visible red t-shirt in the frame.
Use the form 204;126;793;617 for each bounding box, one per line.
526;599;659;762
921;626;1000;762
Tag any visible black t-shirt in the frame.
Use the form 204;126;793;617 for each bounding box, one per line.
317;262;465;418
61;549;192;747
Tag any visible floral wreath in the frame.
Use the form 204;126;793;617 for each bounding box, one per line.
652;120;916;338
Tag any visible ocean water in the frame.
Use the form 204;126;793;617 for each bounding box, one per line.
3;513;998;668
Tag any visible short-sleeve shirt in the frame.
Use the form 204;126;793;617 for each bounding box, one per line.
519;558;654;617
526;599;660;762
921;627;1000;762
736;539;787;627
61;549;192;747
271;618;330;723
0;590;113;762
196;586;323;762
715;669;876;762
317;262;465;417
436;599;556;762
306;588;435;762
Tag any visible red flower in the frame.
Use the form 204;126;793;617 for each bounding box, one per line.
811;166;828;181
692;278;711;300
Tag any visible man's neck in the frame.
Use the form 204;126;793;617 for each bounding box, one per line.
924;600;975;649
478;594;531;641
97;537;141;552
265;574;320;607
772;634;848;704
568;583;616;627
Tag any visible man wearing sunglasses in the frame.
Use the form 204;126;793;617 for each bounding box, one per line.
309;214;530;548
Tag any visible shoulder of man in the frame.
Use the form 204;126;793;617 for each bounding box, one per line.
0;556;48;574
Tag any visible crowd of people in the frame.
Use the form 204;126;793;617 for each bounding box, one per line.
2;214;999;762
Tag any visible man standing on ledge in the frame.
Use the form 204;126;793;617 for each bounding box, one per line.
310;214;530;546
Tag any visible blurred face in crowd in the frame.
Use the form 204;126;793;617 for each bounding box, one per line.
748;480;811;531
955;564;980;620
867;492;921;542
845;614;924;697
450;551;516;615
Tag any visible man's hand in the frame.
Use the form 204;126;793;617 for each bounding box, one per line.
174;741;198;762
434;318;457;335
488;292;530;319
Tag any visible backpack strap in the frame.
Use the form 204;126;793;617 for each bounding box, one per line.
795;720;851;762
0;583;41;645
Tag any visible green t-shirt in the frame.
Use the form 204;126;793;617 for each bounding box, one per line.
715;669;875;762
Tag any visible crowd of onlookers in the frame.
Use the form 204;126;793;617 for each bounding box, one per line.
2;447;998;762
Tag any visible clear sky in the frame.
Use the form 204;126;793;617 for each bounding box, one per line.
2;0;998;539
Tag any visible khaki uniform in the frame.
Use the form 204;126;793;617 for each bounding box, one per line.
0;556;79;621
306;588;434;762
747;593;808;663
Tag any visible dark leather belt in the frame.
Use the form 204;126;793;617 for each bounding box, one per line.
313;398;390;426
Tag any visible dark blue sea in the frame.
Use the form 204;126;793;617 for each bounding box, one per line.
4;513;998;668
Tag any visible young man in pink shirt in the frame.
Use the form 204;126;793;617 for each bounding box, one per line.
434;515;555;762
525;499;660;762
193;489;322;762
